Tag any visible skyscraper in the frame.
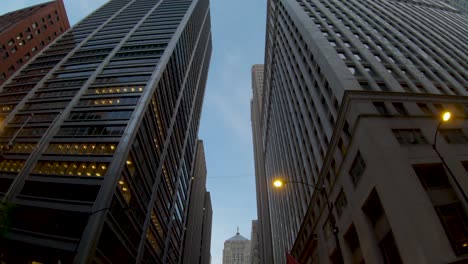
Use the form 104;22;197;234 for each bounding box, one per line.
254;0;467;263
0;0;70;85
0;0;212;263
181;140;212;264
250;64;273;264
222;229;251;264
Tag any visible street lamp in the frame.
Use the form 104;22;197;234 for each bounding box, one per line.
432;111;468;205
273;179;344;264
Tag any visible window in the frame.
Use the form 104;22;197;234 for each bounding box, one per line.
33;160;108;177
392;103;408;115
379;232;403;264
349;152;366;186
77;97;139;107
413;163;451;190
345;225;361;254
45;143;117;155
335;189;348;217
69;111;132;121
440;129;468;144
86;86;144;95
393;129;428;145
435;203;468;255
8;39;14;46
57;125;126;137
417;103;432;114
362;189;384;226
373;102;389;115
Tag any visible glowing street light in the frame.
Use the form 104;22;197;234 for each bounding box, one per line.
442;111;451;122
273;179;284;188
272;179;344;263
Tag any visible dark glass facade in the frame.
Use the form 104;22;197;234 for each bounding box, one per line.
0;0;212;263
255;0;467;262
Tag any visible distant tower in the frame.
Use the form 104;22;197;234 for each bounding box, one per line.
222;228;251;264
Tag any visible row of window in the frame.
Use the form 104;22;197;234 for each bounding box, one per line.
0;159;25;172
0;143;36;154
68;110;133;121
393;128;468;145
32;161;108;177
57;125;126;137
87;86;144;95
45;143;117;155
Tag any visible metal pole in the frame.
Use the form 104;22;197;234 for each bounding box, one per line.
432;121;468;205
322;187;344;264
284;181;344;263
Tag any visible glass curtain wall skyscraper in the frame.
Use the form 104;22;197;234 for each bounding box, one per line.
0;0;212;263
254;0;467;263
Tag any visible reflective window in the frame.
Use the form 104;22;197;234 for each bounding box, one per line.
57;125;126;137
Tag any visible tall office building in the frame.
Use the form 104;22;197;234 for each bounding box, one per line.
443;0;468;13
222;229;251;264
0;0;212;263
0;0;70;85
181;140;212;264
254;0;467;263
250;64;273;264
249;220;260;264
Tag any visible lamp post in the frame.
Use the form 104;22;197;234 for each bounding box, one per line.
432;111;468;205
273;179;344;264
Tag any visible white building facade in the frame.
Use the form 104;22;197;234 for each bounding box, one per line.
222;230;251;264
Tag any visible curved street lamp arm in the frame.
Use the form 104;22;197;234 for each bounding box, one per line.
433;121;442;147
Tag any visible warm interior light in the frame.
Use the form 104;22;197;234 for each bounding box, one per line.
126;160;132;165
118;180;124;185
442;111;451;122
273;179;284;188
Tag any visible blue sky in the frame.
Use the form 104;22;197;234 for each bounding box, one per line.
1;0;266;263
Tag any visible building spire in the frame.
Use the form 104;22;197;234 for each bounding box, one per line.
237;226;240;235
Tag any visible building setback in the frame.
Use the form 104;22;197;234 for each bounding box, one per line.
254;0;467;263
0;0;70;85
182;140;212;264
0;0;212;263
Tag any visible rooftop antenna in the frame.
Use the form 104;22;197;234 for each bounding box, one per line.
236;226;240;235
